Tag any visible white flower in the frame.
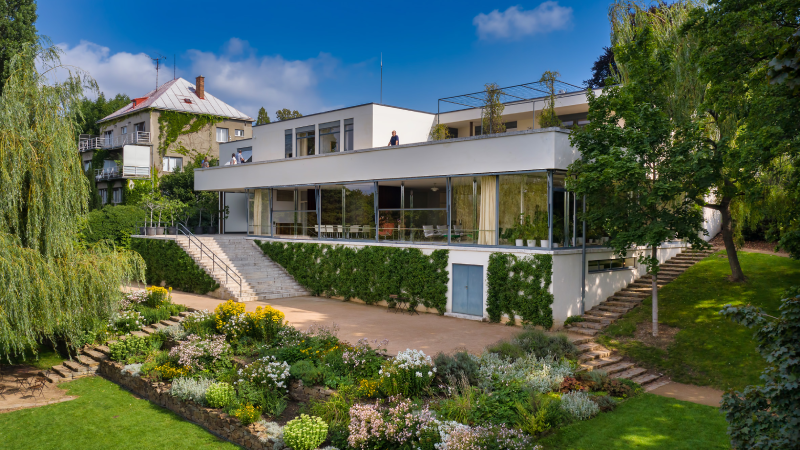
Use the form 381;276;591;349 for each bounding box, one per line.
416;372;423;378
428;371;433;377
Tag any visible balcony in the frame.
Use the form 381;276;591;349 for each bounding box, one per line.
79;131;151;152
95;166;150;181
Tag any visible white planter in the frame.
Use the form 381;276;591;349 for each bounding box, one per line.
527;240;536;248
553;243;560;248
576;237;584;245
516;239;524;246
540;239;550;248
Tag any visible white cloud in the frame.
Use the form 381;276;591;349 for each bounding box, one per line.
473;2;573;40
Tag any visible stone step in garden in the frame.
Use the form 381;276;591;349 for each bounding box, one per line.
159;319;181;327
575;342;604;353
612;367;647;380
643;378;671;392
631;373;661;385
63;359;93;373
597;304;631;313
95;345;110;356
604;300;637;308
82;349;108;362
580;355;622;371
49;365;72;379
75;354;99;367
584;309;623;319
142;326;157;335
598;361;634;375
570;320;604;330
581;315;614;324
568;335;593;346
567;326;599;337
578;348;612;362
179;311;191;317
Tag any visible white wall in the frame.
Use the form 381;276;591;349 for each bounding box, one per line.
224;193;248;233
196;129;575;191
122;145;150;167
702;206;722;241
371;104;435;147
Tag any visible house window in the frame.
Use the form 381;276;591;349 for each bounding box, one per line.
378;178;447;243
121;126;127;135
162;156;183;172
99;189;108;205
319;121;340;154
112;187;122;204
588;257;635;273
103;130;112;145
344;119;354;151
271;187;317;238
84;160;92;173
295;125;315;156
134;122;145;133
235;129;244;137
284;129;292;158
504;121;517;130
319;183;376;240
237;147;252;163
216;127;229;143
498;173;548;246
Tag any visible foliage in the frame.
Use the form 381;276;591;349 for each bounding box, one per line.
429;123;451;141
563;316;585;327
0;0;36;93
347;397;439;450
584;46;616;89
170;377;213;405
601;378;639;399
718;289;800;449
232;403;262;425
0;44;144;359
486;253;554;327
480;83;505;134
256;107;271;125
256;241;449;313
236;355;291;391
182;310;217;337
109;335;149;362
169;334;231;372
290;359;322;385
275;108;302;121
310;391;357;428
206;382;236;409
538;71;562;128
560;391;600;420
283;414;328;450
131;237;219;294
108;310;144;334
514;329;578;360
157;110;224;157
433;351;480;386
82;205;146;248
75;92;131;136
248;305;285;341
473;352;573;393
214;300;245;328
379;349;436;397
768;27;800;93
559;377;587;393
590;395;617;412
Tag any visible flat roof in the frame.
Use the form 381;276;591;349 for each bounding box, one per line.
254;103;434;128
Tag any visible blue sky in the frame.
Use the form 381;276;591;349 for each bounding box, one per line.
38;0;611;118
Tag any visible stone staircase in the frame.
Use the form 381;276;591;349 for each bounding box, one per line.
41;312;191;383
175;235;309;302
564;248;715;391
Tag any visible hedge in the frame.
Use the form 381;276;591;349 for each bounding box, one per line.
255;240;449;314
486;253;554;328
131;238;219;294
83;205;146;249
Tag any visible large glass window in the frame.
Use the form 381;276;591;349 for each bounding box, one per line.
296;125;315;156
499;173;548;247
319;121;340;154
378;178;447;243
344;118;353;151
450;176;495;245
248;189;271;236
285;129;292;158
320;183;376;239
271;187;317;238
552;172;587;248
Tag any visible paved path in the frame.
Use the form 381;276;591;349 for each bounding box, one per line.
170;289;520;356
648;381;724;408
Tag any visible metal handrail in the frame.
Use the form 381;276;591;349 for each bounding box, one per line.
78;131;151;152
175;223;242;299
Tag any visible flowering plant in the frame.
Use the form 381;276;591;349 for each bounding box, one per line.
237;356;291;391
233;403;262;425
168;334;231;372
379;349;436;397
348;396;439;450
108;310;144;333
283;414;328;450
215;299;245;331
145;286;171;308
473;353;573;393
153;362;191;379
247;305;285;341
342;338;388;378
121;290;148;310
219;312;249;341
442;424;539;450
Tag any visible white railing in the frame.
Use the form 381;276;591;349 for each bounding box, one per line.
78;131;151;152
95;165;149;180
122;166;150;177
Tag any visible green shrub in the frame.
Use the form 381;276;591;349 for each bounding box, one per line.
290;359;323;386
560;391;600;420
255;241;449;313
514;329;578;360
234;380;286;415
433;351;480;386
131;238;219;294
309;390;355;428
206;382;236;409
134;303;187;326
232;403;262;425
487;340;526;361
109;335;149;362
486;253;553;327
283;414;328;450
563;316;585;326
589;394;617;412
181;310;216;337
170;377;213;405
602;378;641;398
83;205;146;249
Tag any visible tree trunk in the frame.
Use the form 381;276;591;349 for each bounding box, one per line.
652;245;659;337
718;199;746;282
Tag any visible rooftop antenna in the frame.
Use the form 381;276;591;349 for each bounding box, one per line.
173;54;176;80
148;53;167;91
380;53;383;104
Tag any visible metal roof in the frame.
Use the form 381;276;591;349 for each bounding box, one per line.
98;77;253;123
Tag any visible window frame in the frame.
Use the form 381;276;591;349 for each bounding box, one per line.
216;127;229;143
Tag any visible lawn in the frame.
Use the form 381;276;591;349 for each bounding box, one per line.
4;340;72;370
598;250;800;391
538;393;730;449
0;376;237;450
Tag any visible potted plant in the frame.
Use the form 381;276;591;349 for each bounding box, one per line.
500;226;522;246
154;198;166;236
533;207;549;248
165;199;185;235
140;192;161;236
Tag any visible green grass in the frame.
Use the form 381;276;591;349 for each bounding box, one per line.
538;394;730;449
598;251;800;391
0;377;237;449
3;341;72;370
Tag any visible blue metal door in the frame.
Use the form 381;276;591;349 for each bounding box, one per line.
452;264;484;316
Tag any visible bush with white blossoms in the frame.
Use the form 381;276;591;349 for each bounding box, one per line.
108;310;144;333
237;355;291;391
560;391;600;420
170;377;214;405
220;312;249;341
120;289;147;310
379;349;436;397
472;352;573;393
168;334;231;371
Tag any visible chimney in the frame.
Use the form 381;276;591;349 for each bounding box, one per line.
196;75;205;99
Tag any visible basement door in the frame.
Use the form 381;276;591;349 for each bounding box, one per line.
452;264;484;316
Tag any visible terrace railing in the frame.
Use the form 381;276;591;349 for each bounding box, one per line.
79;131;151;152
176;223;242;299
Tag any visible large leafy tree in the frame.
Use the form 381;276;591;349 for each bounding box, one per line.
0;0;36;93
584;46;616;89
568;11;708;336
75;92;131;136
0;43;143;358
275;108;302;121
685;0;800;261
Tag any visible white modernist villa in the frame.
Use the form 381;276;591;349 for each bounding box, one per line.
194;80;721;328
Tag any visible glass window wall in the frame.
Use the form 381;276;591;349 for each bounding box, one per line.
499;173;549;247
284;130;292;158
450;176;495;245
271;187;317;239
248;189;271;236
296;125;315;156
320;183;376;239
319;121;340;154
378;178;447;243
344;119;353;151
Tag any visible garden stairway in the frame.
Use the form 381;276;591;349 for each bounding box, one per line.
41;313;191;383
174;235;309;302
564;248;715;392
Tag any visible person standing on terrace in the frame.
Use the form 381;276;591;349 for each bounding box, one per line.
388;130;399;146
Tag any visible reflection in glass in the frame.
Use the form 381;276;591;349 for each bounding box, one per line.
272;211;318;239
344;120;353;150
319;121;340;154
378;210;447;243
248;189;271;235
450;176;496;245
319;183;375;240
296;130;315;156
499;173;548;246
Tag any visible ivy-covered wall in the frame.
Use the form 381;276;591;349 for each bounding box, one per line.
486;253;554;328
255;241;449;314
131;238;219;294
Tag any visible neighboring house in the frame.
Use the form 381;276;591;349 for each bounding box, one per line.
193;80;721;327
79;76;253;205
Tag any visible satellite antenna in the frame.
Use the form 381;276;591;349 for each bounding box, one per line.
148;53;167;91
380;53;383;104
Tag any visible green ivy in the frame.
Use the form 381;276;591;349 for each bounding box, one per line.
131;238;219;294
255;241;449;314
486;253;554;328
157;110;224;157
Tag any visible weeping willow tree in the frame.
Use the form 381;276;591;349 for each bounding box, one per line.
0;42;144;359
